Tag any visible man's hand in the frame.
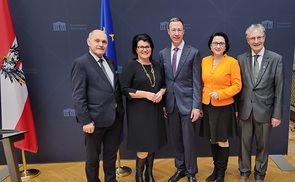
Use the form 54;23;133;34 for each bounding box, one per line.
271;118;281;128
83;122;95;134
191;109;201;122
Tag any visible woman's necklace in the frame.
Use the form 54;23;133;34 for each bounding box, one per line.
137;60;156;87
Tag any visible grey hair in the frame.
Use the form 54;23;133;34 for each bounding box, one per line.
88;30;95;39
245;24;266;37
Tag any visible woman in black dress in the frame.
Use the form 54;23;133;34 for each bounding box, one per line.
120;33;167;182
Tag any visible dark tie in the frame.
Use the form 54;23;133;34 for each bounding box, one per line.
98;59;112;86
253;55;259;83
172;47;179;76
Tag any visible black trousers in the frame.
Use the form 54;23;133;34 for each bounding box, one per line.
85;113;122;182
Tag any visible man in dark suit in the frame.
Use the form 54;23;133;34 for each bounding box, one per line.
71;30;124;182
159;17;202;182
237;24;283;182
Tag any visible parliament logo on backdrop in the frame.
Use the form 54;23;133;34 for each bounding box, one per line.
53;21;87;31
63;108;76;117
262;20;274;29
53;21;66;31
160;21;169;30
159;20;192;31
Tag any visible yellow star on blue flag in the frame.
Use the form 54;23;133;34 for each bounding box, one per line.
100;0;117;70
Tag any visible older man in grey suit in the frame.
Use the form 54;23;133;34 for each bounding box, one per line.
237;24;283;182
159;17;202;182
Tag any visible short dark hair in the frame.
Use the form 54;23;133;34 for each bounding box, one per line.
168;17;184;29
132;33;154;60
208;32;230;54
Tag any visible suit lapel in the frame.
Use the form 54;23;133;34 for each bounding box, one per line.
244;51;256;85
105;57;116;89
175;44;189;77
165;46;174;78
88;53;114;90
256;50;270;85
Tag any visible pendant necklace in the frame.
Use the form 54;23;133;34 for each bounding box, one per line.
137;60;156;87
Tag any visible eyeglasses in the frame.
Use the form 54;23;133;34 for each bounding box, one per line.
212;42;226;47
169;29;184;33
247;36;265;42
137;46;151;50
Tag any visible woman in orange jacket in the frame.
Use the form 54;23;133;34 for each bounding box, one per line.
200;32;242;182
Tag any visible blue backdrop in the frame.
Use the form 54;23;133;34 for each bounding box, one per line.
1;0;294;164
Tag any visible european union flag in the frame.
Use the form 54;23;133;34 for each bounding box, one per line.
100;0;117;70
100;1;124;144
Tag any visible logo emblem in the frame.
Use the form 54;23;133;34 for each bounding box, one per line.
53;21;67;31
160;21;169;31
1;42;25;85
262;20;274;29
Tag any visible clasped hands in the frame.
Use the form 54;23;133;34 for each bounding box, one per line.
146;91;163;103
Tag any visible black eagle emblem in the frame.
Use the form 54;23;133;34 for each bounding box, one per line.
0;43;25;85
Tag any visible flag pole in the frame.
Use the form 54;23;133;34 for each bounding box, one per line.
116;148;131;177
100;1;129;176
20;149;40;179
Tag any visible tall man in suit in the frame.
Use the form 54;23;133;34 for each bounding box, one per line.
71;30;125;182
237;24;283;182
159;17;202;182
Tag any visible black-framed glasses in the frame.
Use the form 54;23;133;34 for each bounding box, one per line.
137;46;151;50
212;42;226;47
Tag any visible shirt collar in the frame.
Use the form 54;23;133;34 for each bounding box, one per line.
89;50;105;62
171;40;185;51
251;46;265;57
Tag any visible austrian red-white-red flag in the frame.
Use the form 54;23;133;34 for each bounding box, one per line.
0;0;38;153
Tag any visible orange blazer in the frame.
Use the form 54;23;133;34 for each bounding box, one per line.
202;54;242;106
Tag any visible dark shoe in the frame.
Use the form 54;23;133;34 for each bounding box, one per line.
145;153;155;182
254;172;266;181
206;144;218;182
168;170;186;182
135;156;146;182
216;146;229;182
187;176;197;182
